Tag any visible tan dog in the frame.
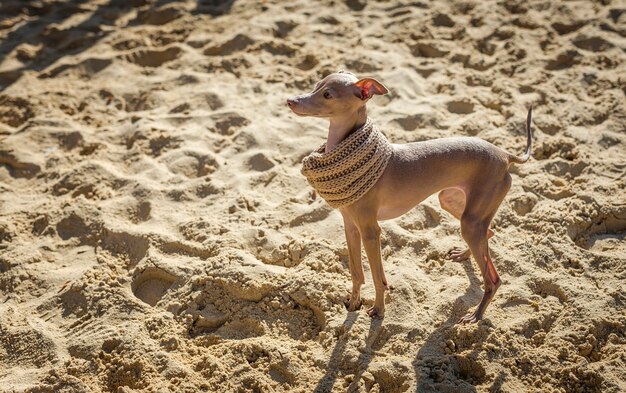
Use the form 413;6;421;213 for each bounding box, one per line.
288;72;532;323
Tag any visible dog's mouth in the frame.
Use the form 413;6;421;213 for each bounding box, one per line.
288;106;305;116
288;105;317;117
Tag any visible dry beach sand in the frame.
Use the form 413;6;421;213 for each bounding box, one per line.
0;0;625;392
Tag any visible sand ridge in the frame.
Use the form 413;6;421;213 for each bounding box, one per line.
0;0;625;392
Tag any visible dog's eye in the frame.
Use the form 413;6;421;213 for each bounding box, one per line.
323;91;332;99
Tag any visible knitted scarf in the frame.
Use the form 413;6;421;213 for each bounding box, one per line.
301;118;392;208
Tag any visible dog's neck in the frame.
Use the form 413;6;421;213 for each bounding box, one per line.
326;106;367;153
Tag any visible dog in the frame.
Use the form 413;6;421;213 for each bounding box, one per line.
288;71;532;323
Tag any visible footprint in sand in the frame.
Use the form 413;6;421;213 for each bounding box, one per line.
296;54;319;71
0;149;41;179
52;162;127;199
598;132;621;149
273;20;298;38
411;42;449;58
55;210;149;264
164;150;219;178
552;20;586;35
41;57;112;79
210;112;250;136
433;13;455;28
101;229;151;264
32;215;53;236
135;5;182;26
125;127;182;156
55;212;98;242
131;266;178;307
569;208;626;256
194;182;223;198
545;50;582;70
573;35;614;52
345;57;381;73
247;152;275;172
123;46;182;68
345;0;367;11
476;38;496;56
393;114;429;132
147;134;182;156
203;92;225;110
289;204;333;227
157;239;217;260
578;318;626;361
203;34;255;56
0;324;57;368
528;278;569;304
39;23;97;52
451;355;487;386
121;90;161;112
398;204;442;231
133;200;151;223
169;91;224;113
0;95;34;128
446;100;475;114
109;196;152;224
0;225;12;249
509;193;538;216
261;41;298;57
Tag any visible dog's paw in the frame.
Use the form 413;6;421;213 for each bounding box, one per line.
367;305;385;319
457;310;481;324
344;296;362;312
447;247;471;262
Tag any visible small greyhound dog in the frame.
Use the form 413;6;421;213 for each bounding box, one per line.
287;71;532;323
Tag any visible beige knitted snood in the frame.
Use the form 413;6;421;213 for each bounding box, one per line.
301;118;392;208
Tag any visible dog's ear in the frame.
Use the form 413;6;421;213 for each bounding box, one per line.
355;78;389;100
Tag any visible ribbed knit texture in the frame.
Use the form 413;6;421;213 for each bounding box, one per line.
301;118;392;208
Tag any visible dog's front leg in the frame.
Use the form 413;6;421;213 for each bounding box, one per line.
359;221;387;319
342;214;364;311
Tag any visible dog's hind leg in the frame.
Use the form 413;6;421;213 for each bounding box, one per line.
438;188;494;262
456;175;511;324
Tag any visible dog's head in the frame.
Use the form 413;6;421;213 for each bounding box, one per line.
287;71;388;118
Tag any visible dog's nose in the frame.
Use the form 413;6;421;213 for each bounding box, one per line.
287;98;296;108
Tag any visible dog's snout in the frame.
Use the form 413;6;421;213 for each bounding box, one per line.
287;98;296;108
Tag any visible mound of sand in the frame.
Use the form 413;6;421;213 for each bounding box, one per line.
0;0;625;392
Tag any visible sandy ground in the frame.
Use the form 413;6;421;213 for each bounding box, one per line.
0;0;625;392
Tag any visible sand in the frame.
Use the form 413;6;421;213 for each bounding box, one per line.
0;0;625;392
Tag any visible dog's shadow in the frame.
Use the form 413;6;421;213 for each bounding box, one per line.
411;260;496;392
312;311;353;393
313;259;497;392
312;310;385;393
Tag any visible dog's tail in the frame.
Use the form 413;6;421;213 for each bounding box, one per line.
508;106;533;164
